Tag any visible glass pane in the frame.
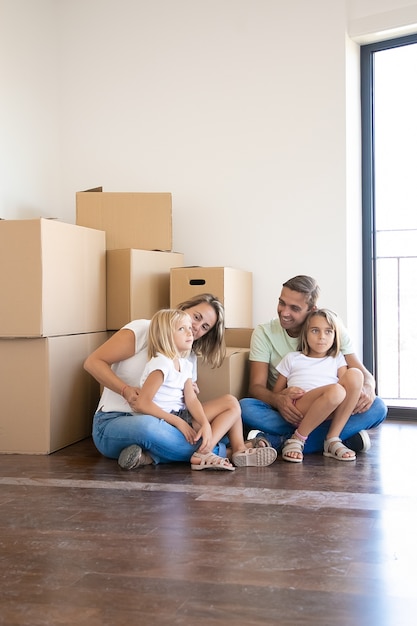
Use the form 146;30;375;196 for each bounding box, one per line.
375;45;417;232
374;43;417;409
375;258;398;399
399;258;417;399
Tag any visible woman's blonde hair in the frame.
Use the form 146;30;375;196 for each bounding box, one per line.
147;309;191;360
177;293;226;368
297;308;341;357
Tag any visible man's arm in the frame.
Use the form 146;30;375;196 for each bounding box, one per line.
248;361;277;406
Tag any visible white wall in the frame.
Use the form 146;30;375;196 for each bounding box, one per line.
0;0;62;219
348;0;417;42
59;0;349;331
1;0;417;347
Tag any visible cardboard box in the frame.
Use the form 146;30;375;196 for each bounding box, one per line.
196;347;250;403
170;267;253;328
225;328;254;348
107;249;185;329
0;332;109;454
76;187;172;251
0;218;106;337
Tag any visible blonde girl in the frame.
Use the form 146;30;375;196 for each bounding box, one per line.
130;309;277;471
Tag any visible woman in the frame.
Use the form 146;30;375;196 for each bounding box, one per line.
84;293;271;469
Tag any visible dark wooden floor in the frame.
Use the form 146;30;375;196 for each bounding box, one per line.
1;420;417;626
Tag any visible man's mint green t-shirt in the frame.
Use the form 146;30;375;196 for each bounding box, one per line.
250;317;354;390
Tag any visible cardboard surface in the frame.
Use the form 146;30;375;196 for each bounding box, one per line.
170;266;253;328
196;347;250;403
76;188;172;251
106;249;184;329
225;328;254;348
0;332;109;454
0;219;106;337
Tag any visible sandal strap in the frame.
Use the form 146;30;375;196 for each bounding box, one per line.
324;438;354;458
282;437;304;453
326;436;342;444
282;436;304;462
245;433;273;449
192;452;231;468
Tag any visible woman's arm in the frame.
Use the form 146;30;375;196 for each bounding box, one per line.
83;328;137;396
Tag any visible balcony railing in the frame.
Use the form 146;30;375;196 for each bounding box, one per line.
375;229;417;409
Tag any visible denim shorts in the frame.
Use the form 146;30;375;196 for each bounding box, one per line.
170;409;193;427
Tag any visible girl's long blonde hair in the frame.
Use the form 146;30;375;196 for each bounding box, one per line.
147;309;191;360
297;308;341;357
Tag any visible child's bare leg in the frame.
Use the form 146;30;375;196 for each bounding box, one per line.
283;385;346;461
189;395;241;468
327;368;364;438
196;395;277;468
325;368;364;459
202;394;244;453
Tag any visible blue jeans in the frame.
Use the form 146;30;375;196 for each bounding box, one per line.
92;411;226;464
239;396;387;454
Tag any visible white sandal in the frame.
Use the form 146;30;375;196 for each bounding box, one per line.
323;437;356;461
191;451;235;471
282;436;304;463
232;446;277;467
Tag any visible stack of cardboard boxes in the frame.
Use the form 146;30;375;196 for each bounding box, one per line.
76;188;184;330
170;266;253;403
0;218;108;454
0;187;253;453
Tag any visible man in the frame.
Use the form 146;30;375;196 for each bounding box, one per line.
240;275;387;453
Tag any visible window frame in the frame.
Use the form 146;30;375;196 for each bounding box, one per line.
361;33;417;419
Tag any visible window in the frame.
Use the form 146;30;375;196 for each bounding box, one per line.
361;34;417;419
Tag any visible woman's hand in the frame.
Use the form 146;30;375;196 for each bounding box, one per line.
124;386;141;409
273;386;305;426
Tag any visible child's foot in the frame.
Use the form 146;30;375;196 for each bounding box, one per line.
282;435;304;463
323;437;356;461
232;446;277;467
191;451;235;471
244;432;273;449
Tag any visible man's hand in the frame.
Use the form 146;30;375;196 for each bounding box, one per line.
273;387;305;426
352;383;375;414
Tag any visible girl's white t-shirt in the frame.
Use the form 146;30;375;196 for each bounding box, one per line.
140;353;193;412
97;319;197;413
276;351;347;392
